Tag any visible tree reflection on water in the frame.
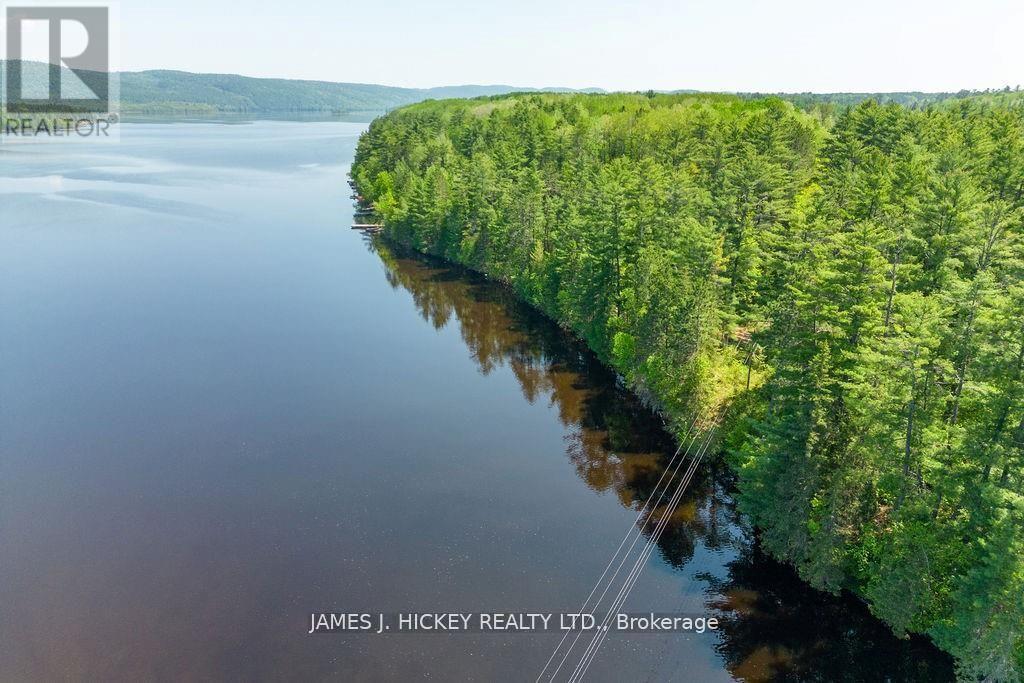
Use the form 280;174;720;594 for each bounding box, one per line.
369;238;954;682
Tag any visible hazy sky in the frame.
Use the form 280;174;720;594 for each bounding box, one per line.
118;0;1022;92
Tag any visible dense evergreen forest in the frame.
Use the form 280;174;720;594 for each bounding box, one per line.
351;92;1024;681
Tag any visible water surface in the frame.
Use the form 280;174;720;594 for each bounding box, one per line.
0;121;953;681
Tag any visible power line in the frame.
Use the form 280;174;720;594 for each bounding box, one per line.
538;419;700;683
568;426;717;682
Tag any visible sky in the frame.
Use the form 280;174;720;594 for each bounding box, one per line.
114;0;1023;92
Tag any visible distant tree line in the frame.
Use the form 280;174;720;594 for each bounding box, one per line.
352;91;1024;681
4;60;1018;114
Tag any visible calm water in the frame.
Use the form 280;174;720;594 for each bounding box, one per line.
0;122;953;681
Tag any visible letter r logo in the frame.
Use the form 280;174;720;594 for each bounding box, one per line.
4;5;110;113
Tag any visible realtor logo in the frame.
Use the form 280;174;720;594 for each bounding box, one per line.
4;4;110;113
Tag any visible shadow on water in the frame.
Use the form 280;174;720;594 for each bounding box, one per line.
367;236;955;683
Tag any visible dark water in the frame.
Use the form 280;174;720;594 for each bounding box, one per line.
0;122;953;681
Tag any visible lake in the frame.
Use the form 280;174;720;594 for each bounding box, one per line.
0;121;953;681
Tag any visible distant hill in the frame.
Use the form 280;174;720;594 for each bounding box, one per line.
0;61;604;114
118;71;554;113
119;72;616;113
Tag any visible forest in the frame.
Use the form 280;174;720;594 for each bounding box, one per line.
351;91;1024;681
